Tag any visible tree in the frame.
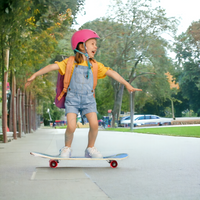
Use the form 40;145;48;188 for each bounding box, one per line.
174;20;200;116
0;0;85;141
81;0;178;126
165;72;180;119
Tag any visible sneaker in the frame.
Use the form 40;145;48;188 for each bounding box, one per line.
59;146;72;158
85;147;103;158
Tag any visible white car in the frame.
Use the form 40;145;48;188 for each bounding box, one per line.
120;115;143;127
120;114;172;127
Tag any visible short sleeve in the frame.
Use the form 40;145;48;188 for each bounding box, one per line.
97;62;112;79
55;58;69;75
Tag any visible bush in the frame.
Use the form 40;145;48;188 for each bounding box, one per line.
171;119;200;125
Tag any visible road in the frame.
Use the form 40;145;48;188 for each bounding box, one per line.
0;128;200;200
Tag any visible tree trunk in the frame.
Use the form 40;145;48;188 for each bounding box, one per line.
34;98;37;131
21;91;26;134
9;87;13;132
28;92;32;133
37;99;41;129
111;83;124;127
25;91;29;133
17;88;22;138
12;75;17;139
32;97;36;131
2;49;9;143
171;99;176;120
2;69;8;143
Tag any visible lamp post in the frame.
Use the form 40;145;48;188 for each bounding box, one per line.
130;92;133;130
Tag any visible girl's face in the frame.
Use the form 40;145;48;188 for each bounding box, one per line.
85;38;97;58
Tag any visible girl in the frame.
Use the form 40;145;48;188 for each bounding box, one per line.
25;29;142;158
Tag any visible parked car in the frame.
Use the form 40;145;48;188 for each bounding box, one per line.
118;116;132;127
120;114;172;127
119;115;143;127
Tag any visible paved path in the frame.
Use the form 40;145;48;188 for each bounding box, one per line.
0;128;200;200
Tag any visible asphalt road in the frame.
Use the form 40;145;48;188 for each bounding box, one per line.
0;128;200;200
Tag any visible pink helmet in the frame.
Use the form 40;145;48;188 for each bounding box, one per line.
71;29;100;50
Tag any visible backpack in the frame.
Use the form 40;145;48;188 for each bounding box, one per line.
55;56;98;109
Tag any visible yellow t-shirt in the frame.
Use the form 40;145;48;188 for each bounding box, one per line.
55;58;111;80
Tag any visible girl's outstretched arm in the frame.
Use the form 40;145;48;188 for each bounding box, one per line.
105;69;142;93
25;63;59;88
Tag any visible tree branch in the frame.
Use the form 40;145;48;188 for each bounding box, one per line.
130;72;156;83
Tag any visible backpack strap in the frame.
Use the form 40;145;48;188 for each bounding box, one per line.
91;59;98;97
57;56;75;101
57;57;98;100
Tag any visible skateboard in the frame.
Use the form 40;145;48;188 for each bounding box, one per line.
30;152;128;168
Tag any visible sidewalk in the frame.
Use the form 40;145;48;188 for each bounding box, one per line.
0;128;110;200
1;127;200;200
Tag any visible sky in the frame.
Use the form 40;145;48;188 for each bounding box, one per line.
73;0;200;35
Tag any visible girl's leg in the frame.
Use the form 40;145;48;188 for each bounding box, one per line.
65;113;77;147
85;112;99;147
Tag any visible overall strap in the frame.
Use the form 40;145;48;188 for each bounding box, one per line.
91;59;98;97
57;56;75;101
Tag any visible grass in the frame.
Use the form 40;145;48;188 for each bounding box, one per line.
106;126;200;138
0;135;12;142
55;126;67;129
0;135;3;141
1;126;199;141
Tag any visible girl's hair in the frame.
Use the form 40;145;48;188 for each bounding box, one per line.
75;42;84;63
75;42;94;63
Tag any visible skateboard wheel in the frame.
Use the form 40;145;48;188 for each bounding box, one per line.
110;160;118;168
49;160;58;168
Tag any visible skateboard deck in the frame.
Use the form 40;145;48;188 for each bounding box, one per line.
30;151;128;168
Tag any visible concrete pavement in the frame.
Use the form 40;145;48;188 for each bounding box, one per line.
0;128;200;200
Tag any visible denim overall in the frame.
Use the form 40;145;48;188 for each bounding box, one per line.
64;64;97;117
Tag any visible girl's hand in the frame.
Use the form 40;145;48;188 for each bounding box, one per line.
25;74;36;89
126;84;142;93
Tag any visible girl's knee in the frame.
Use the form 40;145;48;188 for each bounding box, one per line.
90;122;98;131
66;124;76;134
66;113;77;134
